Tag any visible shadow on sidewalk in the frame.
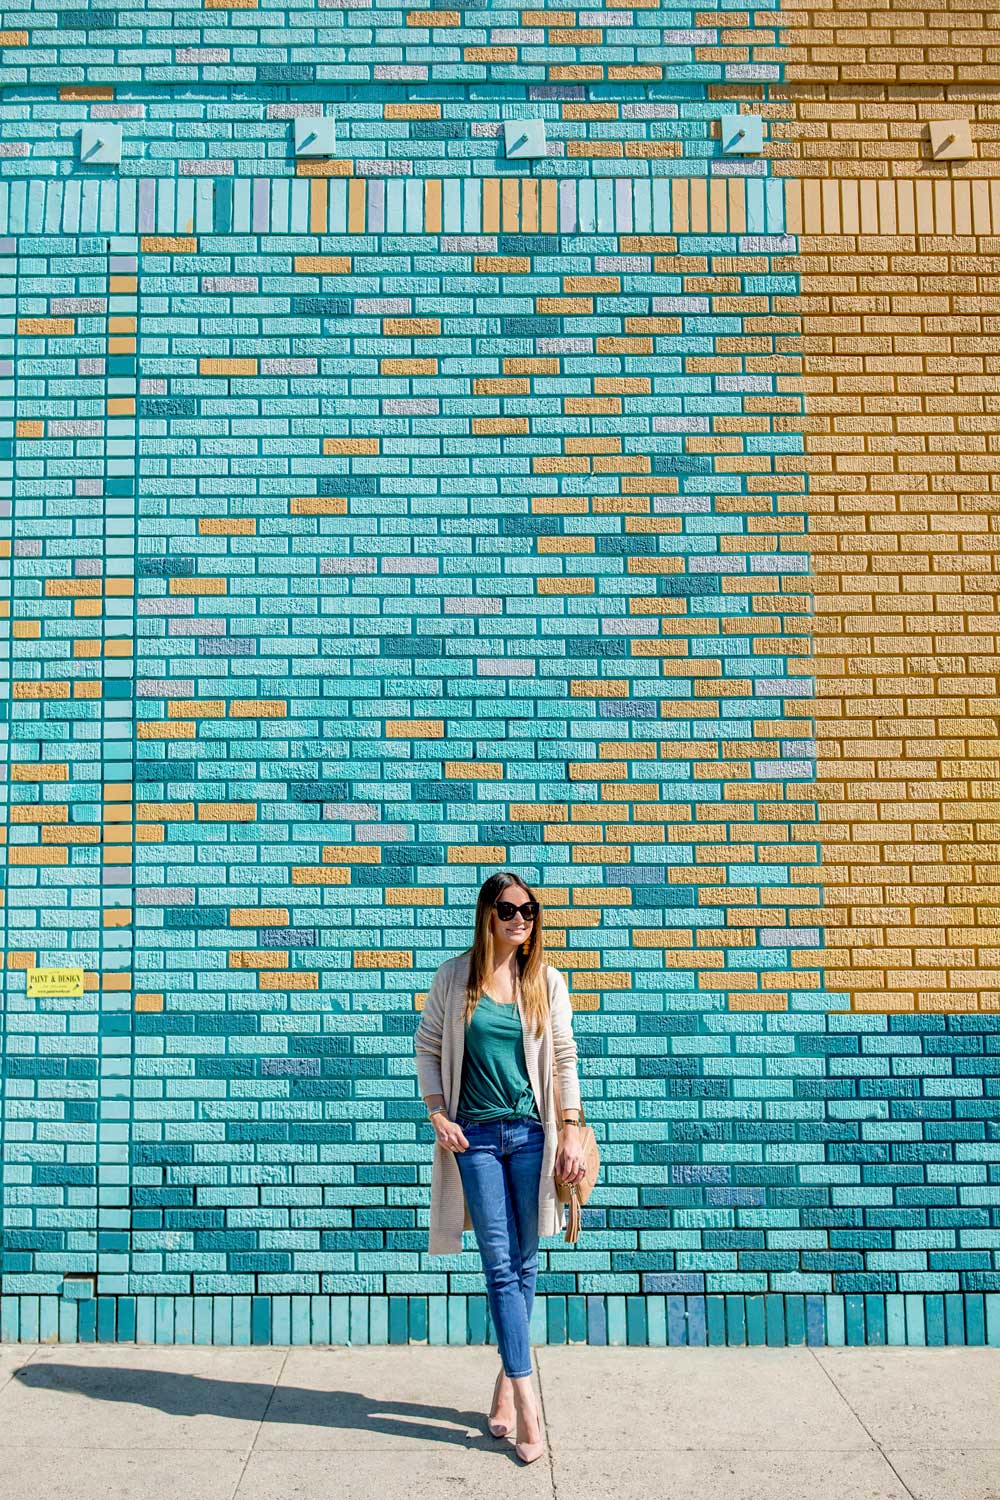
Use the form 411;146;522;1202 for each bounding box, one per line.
12;1361;505;1449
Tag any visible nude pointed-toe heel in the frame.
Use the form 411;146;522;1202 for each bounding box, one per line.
487;1368;514;1439
514;1438;546;1465
514;1393;546;1463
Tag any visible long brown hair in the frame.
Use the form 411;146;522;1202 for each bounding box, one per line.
463;871;549;1039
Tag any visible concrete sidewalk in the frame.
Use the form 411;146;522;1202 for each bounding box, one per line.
0;1342;997;1500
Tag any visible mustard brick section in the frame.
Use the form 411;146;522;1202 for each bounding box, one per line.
762;93;999;180
786;177;1000;234
796;203;1000;1013
774;0;1000;84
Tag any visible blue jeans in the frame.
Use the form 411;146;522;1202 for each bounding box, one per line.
454;1112;546;1378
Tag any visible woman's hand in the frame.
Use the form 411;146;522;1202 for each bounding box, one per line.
432;1114;469;1154
555;1124;587;1185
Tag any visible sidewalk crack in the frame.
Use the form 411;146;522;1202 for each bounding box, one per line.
230;1344;292;1500
535;1349;558;1498
808;1348;918;1500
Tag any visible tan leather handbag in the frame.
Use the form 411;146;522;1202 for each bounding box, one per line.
551;1055;600;1243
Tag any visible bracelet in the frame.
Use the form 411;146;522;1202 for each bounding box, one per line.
427;1105;446;1119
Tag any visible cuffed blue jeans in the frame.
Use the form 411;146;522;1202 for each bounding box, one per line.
454;1112;546;1379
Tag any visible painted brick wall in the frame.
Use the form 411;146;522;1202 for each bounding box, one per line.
1;0;999;1351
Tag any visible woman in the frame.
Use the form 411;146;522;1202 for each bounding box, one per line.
413;871;587;1466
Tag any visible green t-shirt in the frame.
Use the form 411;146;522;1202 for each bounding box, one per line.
456;994;540;1123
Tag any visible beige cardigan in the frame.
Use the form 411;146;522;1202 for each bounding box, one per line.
414;950;583;1256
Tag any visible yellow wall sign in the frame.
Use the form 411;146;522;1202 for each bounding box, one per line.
26;967;85;998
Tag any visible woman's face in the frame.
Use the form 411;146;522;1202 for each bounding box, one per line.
489;882;535;948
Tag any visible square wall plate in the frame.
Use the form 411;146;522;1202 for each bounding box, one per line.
294;117;338;157
928;119;973;160
720;114;764;155
504;119;547;159
80;123;122;165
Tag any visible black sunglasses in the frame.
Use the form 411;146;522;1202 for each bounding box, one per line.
495;900;539;922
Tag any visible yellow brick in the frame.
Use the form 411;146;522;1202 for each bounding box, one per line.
135;802;193;821
474;378;530;396
230;907;290;926
229;699;286;717
137;721;195;740
385;887;444;905
290;497;348;515
537;577;595;595
320;844;380;868
567;141;624;158
292;865;351;885
549;65;603;80
381;358;438;375
464;46;517;61
385;718;444;738
100;973;131;992
45;578;101;599
445;760;503;778
354;949;414;969
230;950;287;970
169;577;226;596
140;237;197;253
9;847;68;866
562;103;619;119
571;679;629;698
198;518;257;536
504;358;559;375
472;418;529;435
537;297;592;315
168;700;224;719
322;437;380;455
13;681;70;701
197;802;256;821
41;824;99;846
13;763;68;783
474;257;531;274
258;971;319;990
11;804;68;825
384;104;441;120
293;256;352;274
17;318;74;336
383;317;441;336
294;160;352;178
448;845;508;863
199;358;258;376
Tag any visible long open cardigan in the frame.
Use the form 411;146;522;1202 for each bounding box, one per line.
413;951;583;1256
